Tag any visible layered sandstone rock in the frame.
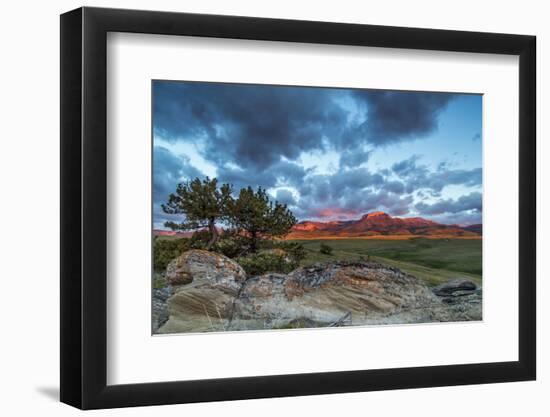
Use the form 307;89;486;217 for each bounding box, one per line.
230;262;442;329
159;250;246;333
157;251;482;334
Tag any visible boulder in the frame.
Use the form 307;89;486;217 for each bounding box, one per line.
432;279;477;296
158;250;246;334
230;261;443;329
165;249;246;292
430;279;482;321
152;287;171;332
158;257;483;334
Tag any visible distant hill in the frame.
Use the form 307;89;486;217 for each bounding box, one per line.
153;230;194;238
462;224;482;234
154;212;482;240
153;227;223;238
287;211;482;239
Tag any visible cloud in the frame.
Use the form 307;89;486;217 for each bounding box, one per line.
428;211;482;226
392;156;482;194
328;168;385;194
154;83;456;174
153;143;483;225
275;189;297;206
385;180;406;194
392;155;422;176
339;149;371;168
415;192;482;215
216;159;309;193
293;167;414;220
154;81;348;170
153;81;481;225
302;189;414;220
352;90;454;145
153;146;203;202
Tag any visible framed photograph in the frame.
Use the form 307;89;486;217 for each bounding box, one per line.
60;7;536;409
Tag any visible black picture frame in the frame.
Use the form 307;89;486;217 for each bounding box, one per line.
60;6;536;410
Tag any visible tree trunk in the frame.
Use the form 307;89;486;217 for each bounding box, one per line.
206;218;218;250
250;230;258;253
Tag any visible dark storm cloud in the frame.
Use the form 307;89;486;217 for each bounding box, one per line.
153;202;180;229
153;81;348;170
154;82;454;176
216;159;310;192
153;81;480;225
415;192;482;215
153;146;203;202
352;90;453;145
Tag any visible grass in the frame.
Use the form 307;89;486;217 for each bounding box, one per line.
290;238;482;287
153;272;167;289
153;234;482;288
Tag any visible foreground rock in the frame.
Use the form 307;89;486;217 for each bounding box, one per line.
165;249;246;290
152;287;171;332
158;251;482;334
230;262;442;329
432;279;477;297
160;250;247;333
431;278;482;321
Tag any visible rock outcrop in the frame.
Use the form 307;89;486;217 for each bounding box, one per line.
152;287;171;332
230;262;442;329
157;250;482;334
165;249;246;290
430;278;482;321
433;278;477;297
159;250;247;333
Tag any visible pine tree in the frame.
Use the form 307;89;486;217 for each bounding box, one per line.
227;186;297;252
162;177;232;250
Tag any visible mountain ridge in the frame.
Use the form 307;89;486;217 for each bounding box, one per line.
154;212;482;239
287;211;481;239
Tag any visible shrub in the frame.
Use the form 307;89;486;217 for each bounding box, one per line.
260;240;307;263
319;243;333;255
236;252;298;276
187;229;250;258
152;272;167;289
153;237;190;271
270;241;307;263
214;231;250;258
188;229;212;249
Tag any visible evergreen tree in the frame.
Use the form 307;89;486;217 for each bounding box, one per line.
227;186;297;252
162;177;232;250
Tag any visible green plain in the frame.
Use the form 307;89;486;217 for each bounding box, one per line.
290;238;482;287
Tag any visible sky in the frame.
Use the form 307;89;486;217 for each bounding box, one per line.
153;80;482;229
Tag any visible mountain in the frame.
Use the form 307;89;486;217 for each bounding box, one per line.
462;224;482;234
153;230;194;238
287;211;481;239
